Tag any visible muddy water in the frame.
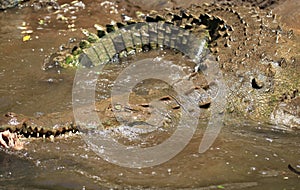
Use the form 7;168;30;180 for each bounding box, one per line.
1;122;300;189
0;4;75;116
0;0;300;189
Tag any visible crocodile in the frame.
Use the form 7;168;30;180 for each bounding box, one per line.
46;2;299;123
1;1;300;142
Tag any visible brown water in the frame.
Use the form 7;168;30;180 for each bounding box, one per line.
0;0;300;189
1;121;300;189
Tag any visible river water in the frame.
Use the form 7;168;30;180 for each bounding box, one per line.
0;0;299;189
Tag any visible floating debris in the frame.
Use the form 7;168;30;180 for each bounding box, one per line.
21;30;33;34
22;35;31;42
